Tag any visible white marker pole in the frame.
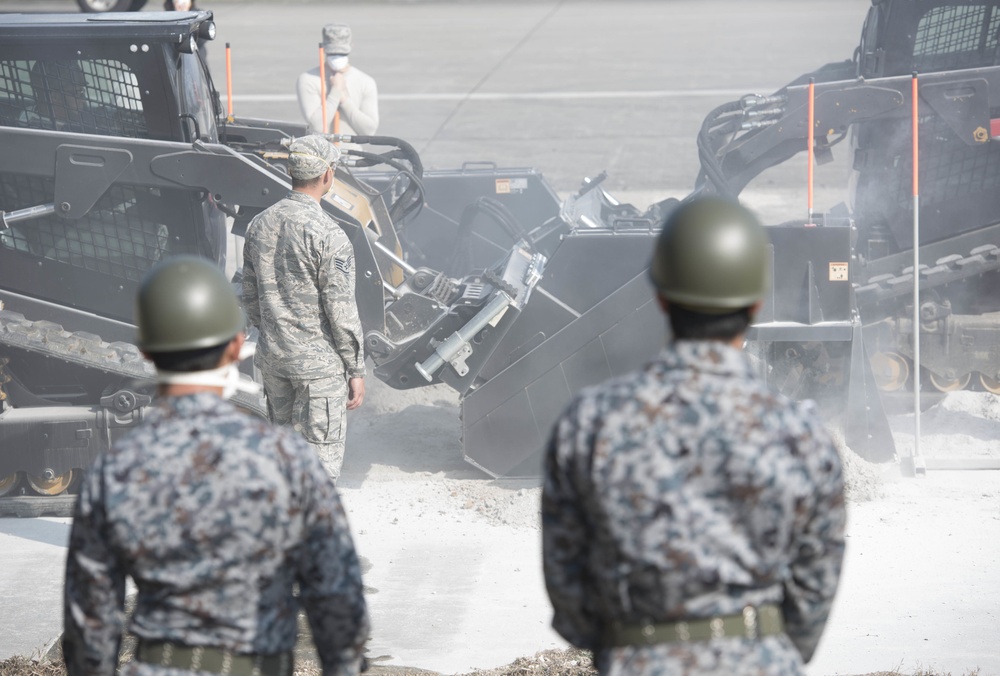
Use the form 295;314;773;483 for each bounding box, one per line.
910;72;925;476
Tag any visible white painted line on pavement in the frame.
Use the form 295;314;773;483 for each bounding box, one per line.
221;88;772;103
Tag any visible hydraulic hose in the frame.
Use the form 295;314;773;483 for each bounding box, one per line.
344;149;426;227
696;100;744;196
448;197;530;274
327;134;424;179
318;134;428;226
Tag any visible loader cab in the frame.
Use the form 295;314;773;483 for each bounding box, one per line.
0;12;221;140
859;0;1000;78
851;0;1000;258
0;12;226;324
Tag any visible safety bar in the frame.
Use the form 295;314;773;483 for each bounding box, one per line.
1;203;56;229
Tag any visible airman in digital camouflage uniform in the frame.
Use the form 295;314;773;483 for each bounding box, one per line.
243;135;366;481
542;197;846;675
63;256;370;676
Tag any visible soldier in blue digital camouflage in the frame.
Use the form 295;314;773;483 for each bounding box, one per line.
63;256;370;676
542;197;846;675
243;135;366;482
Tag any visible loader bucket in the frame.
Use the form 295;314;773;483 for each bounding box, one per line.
359;166;562;274
460;225;665;477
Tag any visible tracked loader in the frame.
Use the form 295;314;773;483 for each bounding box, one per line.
1;2;998;515
0;10;668;515
695;0;1000;462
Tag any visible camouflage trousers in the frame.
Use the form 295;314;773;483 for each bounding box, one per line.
261;370;348;481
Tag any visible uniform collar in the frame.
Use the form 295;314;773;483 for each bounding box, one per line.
286;190;321;206
657;340;757;378
156;392;230;416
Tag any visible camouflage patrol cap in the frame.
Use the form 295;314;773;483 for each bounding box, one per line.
287;135;340;180
650;197;770;313
136;255;244;353
322;23;352;55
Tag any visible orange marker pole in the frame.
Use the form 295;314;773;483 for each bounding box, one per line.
912;73;920;203
911;71;923;474
225;43;233;118
319;44;328;134
334;109;340;135
807;77;815;223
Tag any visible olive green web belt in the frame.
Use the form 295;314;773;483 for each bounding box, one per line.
136;641;294;676
604;604;785;647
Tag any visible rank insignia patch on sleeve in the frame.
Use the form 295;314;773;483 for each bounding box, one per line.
335;255;353;274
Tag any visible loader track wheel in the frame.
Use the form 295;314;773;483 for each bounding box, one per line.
979;373;1000;394
871;352;909;392
927;371;972;393
0;472;23;497
27;470;77;496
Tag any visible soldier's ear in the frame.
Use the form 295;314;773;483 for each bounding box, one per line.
221;333;245;366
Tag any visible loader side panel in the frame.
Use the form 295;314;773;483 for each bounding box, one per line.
0;172;218;322
853;112;1000;254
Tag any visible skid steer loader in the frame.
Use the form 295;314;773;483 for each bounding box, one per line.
0;10;668;515
697;0;1000;463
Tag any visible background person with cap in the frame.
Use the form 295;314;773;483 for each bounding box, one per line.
63;255;370;676
22;60;91;132
243;135;366;482
296;23;379;137
21;59;148;137
541;197;846;675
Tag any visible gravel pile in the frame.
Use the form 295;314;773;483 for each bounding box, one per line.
830;428;885;503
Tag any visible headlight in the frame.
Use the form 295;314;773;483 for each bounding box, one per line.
198;21;216;41
178;32;198;54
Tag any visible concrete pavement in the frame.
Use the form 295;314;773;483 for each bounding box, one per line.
0;517;71;659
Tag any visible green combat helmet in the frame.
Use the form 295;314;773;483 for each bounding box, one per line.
136;256;244;353
650;197;770;313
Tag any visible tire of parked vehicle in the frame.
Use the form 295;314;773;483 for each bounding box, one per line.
76;0;140;11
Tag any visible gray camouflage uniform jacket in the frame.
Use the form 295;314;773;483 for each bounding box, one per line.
243;191;365;380
542;341;846;675
63;393;370;676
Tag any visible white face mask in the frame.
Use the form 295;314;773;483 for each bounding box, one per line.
156;343;261;400
326;55;349;73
